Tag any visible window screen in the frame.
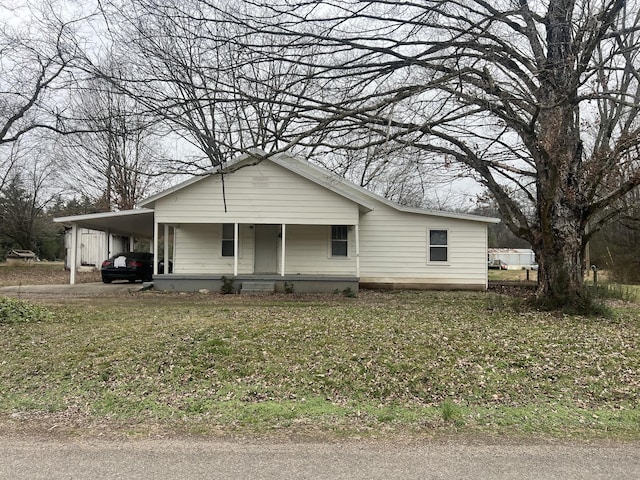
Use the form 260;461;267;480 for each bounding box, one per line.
429;229;448;262
222;223;235;257
331;225;348;257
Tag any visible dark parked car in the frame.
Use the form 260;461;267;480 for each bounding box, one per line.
101;252;171;283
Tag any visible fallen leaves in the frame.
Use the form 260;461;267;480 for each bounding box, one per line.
0;289;639;437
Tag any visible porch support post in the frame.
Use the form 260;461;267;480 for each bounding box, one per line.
104;229;111;259
69;223;78;285
129;235;135;251
281;223;286;277
172;226;176;270
355;224;360;277
163;224;169;273
153;220;159;275
233;222;238;276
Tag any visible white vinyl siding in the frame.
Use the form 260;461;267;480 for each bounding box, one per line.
154;161;360;225
173;224;254;275
285;225;356;275
173;224;358;276
358;203;488;288
154;156;489;287
171;208;487;286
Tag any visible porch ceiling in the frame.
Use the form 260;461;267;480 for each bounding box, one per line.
54;209;155;238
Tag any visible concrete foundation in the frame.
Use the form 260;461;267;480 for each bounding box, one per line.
152;274;359;294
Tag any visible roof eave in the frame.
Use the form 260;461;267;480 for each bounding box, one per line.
272;153;499;224
53;208;155;224
393;204;501;224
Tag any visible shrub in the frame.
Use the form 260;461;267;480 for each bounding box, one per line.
342;287;357;298
220;276;235;295
0;297;53;324
284;282;294;294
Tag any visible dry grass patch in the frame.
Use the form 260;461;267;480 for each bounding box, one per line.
0;262;100;286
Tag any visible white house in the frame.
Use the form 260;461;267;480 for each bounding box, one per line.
56;151;499;293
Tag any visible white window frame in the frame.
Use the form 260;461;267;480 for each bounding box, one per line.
428;228;449;264
329;225;349;258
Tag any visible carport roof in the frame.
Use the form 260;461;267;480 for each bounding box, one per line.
54;209;155;238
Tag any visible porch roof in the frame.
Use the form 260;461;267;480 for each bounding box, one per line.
53;209;362;238
54;209;155;238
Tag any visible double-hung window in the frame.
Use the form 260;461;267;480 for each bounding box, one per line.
221;223;235;257
331;225;348;257
429;229;448;262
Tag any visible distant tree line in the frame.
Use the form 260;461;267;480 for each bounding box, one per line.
0;184;103;261
589;197;640;284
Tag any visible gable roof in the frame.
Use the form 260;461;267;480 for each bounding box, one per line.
138;150;499;224
138;150;376;213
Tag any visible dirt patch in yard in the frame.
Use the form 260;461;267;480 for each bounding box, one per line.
0;262;101;287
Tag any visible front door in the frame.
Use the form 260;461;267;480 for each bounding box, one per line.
254;224;279;274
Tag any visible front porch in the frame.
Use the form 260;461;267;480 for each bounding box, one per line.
153;221;361;284
55;213;363;294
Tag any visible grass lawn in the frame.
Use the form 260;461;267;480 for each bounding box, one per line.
488;268;538;283
1;288;639;440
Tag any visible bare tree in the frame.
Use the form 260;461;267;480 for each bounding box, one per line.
0;2;82;147
86;0;454;211
0;142;23;193
60;69;164;211
589;163;640;282
0;147;57;255
230;0;640;310
314;143;461;208
88;0;314;175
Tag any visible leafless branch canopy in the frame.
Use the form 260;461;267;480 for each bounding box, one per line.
215;0;640;240
0;2;88;146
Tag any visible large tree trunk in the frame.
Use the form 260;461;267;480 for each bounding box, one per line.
527;0;591;308
533;98;588;307
533;207;586;307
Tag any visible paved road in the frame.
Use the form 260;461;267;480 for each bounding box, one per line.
1;438;639;479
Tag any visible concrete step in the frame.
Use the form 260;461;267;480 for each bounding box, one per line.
241;281;275;295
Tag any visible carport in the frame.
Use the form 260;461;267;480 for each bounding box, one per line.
54;209;155;284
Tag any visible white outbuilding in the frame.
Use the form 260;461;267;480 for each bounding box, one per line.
488;248;537;270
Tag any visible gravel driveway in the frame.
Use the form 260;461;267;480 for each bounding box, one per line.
0;282;147;298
